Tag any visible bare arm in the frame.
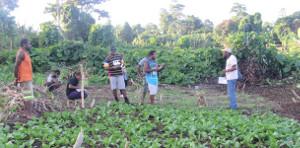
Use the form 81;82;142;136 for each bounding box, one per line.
158;64;167;72
46;79;57;86
137;65;143;77
222;65;237;73
69;84;80;89
14;51;25;79
144;61;159;72
105;66;117;71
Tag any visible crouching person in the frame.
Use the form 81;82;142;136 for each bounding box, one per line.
45;70;62;92
66;71;88;101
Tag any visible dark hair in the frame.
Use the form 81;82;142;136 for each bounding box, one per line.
20;39;29;47
148;50;156;56
74;71;81;76
54;70;60;75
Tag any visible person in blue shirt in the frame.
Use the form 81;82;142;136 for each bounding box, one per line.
143;50;167;105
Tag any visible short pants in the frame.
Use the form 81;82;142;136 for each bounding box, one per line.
20;81;34;99
148;84;158;95
110;76;126;90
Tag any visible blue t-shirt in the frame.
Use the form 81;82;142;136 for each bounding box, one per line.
145;58;158;85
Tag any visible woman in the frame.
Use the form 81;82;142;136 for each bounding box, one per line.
66;71;88;100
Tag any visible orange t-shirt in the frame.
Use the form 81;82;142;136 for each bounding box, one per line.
17;49;32;82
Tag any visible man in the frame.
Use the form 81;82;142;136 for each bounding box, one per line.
45;70;62;92
144;50;167;105
104;47;131;104
137;57;149;104
222;47;238;109
66;71;88;100
14;39;34;119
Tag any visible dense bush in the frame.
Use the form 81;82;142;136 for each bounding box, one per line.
227;32;300;84
0;38;298;85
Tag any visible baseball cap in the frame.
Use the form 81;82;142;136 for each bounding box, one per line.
111;46;117;51
222;47;232;53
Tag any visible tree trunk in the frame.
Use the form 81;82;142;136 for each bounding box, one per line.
56;0;66;40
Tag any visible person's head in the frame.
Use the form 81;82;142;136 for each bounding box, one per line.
74;71;82;80
54;70;60;77
148;50;156;60
222;47;232;59
20;39;31;51
110;46;117;55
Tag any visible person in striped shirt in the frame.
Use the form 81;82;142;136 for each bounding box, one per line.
104;47;131;104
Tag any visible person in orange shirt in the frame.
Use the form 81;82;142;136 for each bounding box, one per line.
14;39;34;119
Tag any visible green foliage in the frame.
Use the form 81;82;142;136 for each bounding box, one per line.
227;32;299;81
62;4;95;41
178;35;191;48
39;22;62;47
0;10;17;50
29;48;51;72
230;2;248;17
115;22;135;44
238;13;262;32
1;104;299;147
0;0;19;12
88;23;115;47
49;41;88;64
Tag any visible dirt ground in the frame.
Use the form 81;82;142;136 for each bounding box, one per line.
5;83;300;123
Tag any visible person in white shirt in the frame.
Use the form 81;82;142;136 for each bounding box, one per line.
222;47;238;109
45;70;62;92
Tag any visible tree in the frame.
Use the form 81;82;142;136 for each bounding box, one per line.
132;24;145;36
203;20;214;33
279;8;286;18
159;9;174;34
0;0;18;50
144;23;159;35
39;22;62;47
170;3;185;20
230;3;247;17
0;10;17;50
0;0;19;11
88;23;115;47
59;3;95;41
45;0;108;40
116;22;134;44
238;13;262;33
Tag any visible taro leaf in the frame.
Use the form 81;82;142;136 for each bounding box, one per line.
64;49;70;55
12;131;26;140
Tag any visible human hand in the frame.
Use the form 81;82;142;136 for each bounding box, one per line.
222;69;227;73
111;66;118;70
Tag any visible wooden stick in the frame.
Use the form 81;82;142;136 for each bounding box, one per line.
160;94;163;101
73;128;84;148
292;98;298;103
125;141;130;148
80;64;85;108
90;99;95;108
291;90;300;100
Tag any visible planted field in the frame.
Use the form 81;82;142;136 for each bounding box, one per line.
1;102;300;147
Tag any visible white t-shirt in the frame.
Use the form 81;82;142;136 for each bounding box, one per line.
225;55;238;80
46;74;55;82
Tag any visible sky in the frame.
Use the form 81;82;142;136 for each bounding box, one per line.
11;0;300;31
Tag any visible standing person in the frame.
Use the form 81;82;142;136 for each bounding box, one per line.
66;71;88;101
14;39;34;119
137;57;149;104
222;47;238;109
104;47;131;104
45;70;62;92
144;50;167;105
